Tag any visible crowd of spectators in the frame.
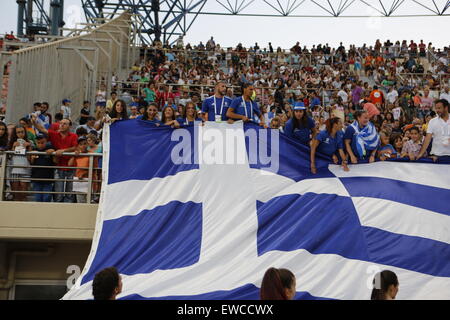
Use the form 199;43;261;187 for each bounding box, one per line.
0;38;449;202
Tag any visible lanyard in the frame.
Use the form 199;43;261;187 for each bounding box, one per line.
241;96;253;119
213;96;225;116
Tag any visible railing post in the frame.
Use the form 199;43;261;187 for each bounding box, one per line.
0;152;7;201
87;155;94;204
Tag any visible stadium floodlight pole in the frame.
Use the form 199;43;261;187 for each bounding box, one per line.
16;0;26;37
152;0;161;42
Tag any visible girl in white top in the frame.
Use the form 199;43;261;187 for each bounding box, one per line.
8;125;32;201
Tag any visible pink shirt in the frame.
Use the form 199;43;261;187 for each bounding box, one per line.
420;96;434;110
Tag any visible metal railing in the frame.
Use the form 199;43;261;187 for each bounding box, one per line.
0;151;102;204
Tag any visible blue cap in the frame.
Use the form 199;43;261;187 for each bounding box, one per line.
293;101;306;110
62;99;72;104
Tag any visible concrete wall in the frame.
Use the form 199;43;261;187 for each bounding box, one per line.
0;202;97;299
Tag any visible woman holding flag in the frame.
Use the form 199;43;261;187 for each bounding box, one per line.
344;110;380;164
226;82;267;128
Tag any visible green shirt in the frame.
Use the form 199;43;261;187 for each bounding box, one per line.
143;88;156;102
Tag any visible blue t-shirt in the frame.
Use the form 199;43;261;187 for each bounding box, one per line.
229;96;261;121
176;117;202;126
284;117;316;145
379;144;397;156
138;118;161;126
311;97;321;107
315;130;344;156
344;124;378;158
201;96;232;121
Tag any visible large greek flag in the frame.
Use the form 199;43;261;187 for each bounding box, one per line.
63;121;450;300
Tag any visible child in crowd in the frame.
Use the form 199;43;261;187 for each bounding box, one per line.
270;117;281;129
378;131;397;161
8;125;32;201
68;137;92;204
390;133;405;157
30;135;56;202
401;126;426;160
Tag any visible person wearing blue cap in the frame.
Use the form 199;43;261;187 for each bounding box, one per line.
283;102;317;145
226;83;267;127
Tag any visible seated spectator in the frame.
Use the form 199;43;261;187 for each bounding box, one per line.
310;117;349;174
377;131;397;161
161;106;180;128
283;102;317;145
30;135;56;202
370;270;399;300
92;267;122;300
402;126;426;160
260;267;296;300
344;110;380;163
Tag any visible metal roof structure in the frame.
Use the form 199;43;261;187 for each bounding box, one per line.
17;1;450;43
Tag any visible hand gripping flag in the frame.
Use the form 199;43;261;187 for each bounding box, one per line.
63;121;450;300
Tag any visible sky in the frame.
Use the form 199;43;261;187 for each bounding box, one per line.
1;0;449;50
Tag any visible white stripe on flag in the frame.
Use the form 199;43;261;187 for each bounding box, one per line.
353;197;450;245
329;162;450;190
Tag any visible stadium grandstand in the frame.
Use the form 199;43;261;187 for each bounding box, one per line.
0;1;449;302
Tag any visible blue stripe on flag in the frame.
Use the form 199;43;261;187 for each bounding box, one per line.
81;201;202;284
119;284;332;300
339;177;450;216
109;121;198;184
256;194;370;260
244;123;335;181
363;226;450;277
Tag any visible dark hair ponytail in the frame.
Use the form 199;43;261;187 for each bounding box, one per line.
371;270;398;300
325;117;341;134
260;267;295;300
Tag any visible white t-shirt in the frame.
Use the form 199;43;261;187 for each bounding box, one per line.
427;116;450;156
337;90;348;103
387;90;398;104
440;92;450;104
61;105;71;119
392;107;402;121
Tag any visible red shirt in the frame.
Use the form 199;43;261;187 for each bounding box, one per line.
48;129;78;168
156;91;175;108
50;122;60;131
